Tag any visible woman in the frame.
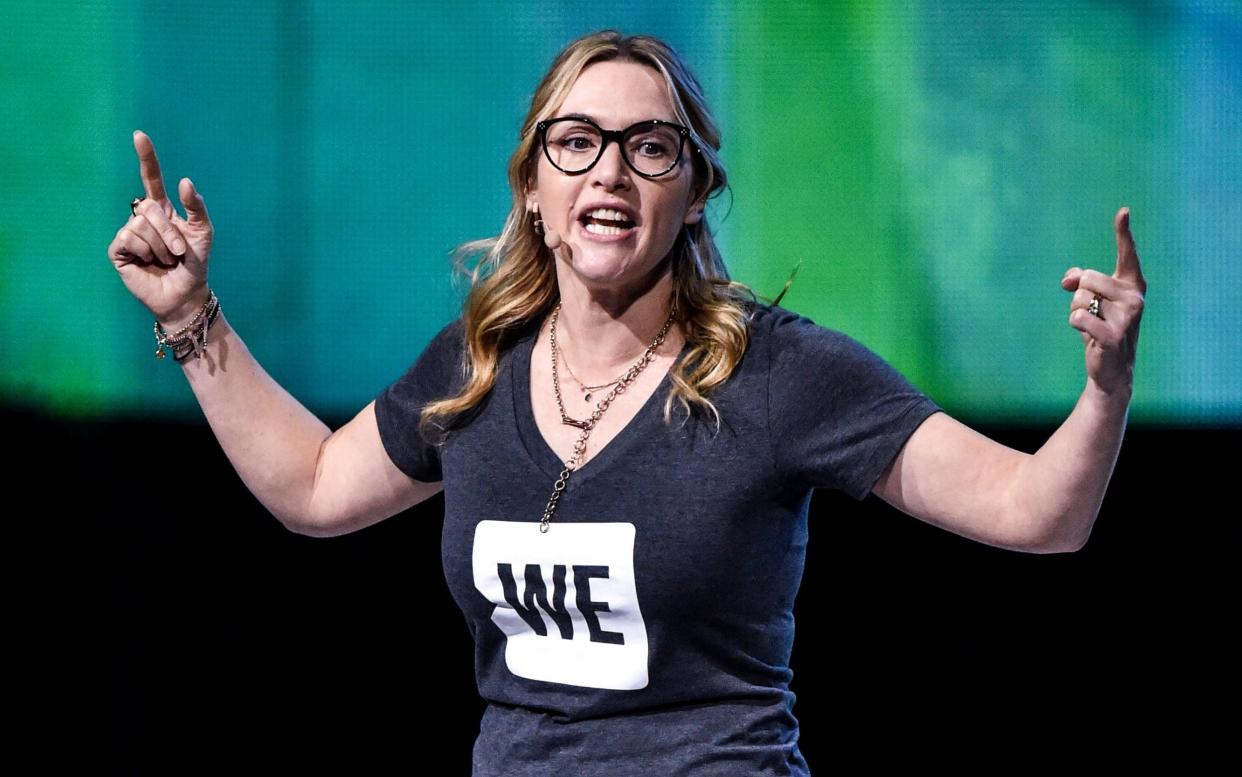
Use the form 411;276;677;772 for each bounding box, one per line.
108;29;1144;776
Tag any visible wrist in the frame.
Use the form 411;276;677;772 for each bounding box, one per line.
1084;375;1133;410
153;288;221;363
158;286;211;331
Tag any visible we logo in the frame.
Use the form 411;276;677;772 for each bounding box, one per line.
473;520;649;690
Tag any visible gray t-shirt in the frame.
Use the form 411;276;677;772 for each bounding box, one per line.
375;302;942;775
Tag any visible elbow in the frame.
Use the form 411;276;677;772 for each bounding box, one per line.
283;518;327;538
1028;536;1086;554
1008;507;1089;555
1025;522;1090;554
277;500;342;538
282;510;347;539
277;514;324;538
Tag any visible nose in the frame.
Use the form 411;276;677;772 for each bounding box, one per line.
590;137;631;191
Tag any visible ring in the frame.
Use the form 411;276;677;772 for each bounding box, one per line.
1087;294;1102;319
130;196;145;216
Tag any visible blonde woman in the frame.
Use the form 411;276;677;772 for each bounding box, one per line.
108;29;1144;776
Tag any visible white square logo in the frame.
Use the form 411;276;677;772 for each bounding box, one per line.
472;520;648;690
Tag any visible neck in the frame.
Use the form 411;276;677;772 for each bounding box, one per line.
550;264;682;381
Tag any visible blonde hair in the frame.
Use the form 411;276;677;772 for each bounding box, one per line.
419;30;784;444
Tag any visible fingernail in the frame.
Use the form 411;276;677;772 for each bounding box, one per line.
172;239;186;254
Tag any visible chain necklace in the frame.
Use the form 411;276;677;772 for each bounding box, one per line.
539;298;678;533
557;331;652;405
559;355;625;404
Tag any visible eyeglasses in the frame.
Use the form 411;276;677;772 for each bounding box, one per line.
537;116;691;179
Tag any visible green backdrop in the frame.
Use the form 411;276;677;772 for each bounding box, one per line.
3;1;1238;423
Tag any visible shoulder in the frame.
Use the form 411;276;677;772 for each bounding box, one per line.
381;316;468;397
430;316;466;351
748;303;877;365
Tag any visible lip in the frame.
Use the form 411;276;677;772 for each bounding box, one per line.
576;219;636;243
576;200;640;226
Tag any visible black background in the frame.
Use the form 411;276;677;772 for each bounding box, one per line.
15;407;1234;772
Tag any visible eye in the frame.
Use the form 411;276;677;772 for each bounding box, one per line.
553;130;596;152
555;134;596;152
635;140;671;157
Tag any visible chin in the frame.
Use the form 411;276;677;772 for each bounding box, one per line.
574;256;673;296
571;263;633;289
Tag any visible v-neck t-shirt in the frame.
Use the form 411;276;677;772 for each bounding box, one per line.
373;302;942;776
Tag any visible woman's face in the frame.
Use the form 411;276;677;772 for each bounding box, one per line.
527;60;703;298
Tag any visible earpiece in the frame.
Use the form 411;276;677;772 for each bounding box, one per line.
544;224;563;250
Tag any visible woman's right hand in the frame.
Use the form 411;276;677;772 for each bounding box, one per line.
107;130;214;327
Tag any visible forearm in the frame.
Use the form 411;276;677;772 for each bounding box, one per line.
1012;378;1132;552
171;309;331;532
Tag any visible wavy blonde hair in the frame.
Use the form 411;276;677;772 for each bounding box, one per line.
419;30;789;443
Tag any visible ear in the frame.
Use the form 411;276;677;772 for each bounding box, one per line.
683;195;706;226
683;166;708;225
524;176;539;213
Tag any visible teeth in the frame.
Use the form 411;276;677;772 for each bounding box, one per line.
585;207;632;222
585;222;627;235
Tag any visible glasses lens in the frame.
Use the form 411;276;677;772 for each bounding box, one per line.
544;121;602;173
624;122;683;177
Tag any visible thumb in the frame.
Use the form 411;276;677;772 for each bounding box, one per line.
179;177;211;228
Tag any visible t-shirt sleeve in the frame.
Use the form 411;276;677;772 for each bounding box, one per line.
372;318;467;483
766;307;942;500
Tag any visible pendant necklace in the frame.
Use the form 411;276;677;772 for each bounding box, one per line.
538;298;677;533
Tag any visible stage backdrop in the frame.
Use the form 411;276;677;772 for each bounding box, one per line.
2;0;1239;424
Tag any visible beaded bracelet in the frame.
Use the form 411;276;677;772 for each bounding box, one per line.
154;289;220;362
172;301;221;363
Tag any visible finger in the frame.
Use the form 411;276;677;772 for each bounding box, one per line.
1113;207;1144;287
133;130;169;204
1071;288;1111;324
1070;304;1109;341
111;225;160;266
178;177;211;229
108;229;142;264
127;212;180;267
1061;267;1082;291
1069;268;1129;300
138;197;188;257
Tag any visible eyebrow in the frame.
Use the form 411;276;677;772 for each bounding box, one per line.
557;112;676;126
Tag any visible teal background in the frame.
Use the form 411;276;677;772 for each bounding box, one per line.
2;0;1238;423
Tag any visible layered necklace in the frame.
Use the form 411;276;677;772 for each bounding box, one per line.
538;298;678;533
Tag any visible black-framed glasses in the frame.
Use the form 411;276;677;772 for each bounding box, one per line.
537;116;690;179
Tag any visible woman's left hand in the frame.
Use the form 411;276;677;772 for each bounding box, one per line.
1060;207;1147;396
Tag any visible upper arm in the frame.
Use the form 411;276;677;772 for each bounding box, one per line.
870;410;1045;553
302;400;443;538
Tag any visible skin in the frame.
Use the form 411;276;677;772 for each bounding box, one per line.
108;75;1145;550
871;207;1145;552
525;60;707;380
108;131;213;328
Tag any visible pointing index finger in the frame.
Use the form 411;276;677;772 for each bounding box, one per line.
1114;206;1145;289
133;130;169;204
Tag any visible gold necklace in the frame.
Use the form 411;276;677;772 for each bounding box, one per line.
559;355;625;404
539;298;677;533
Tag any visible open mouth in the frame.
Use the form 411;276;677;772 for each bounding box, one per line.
579;207;636;236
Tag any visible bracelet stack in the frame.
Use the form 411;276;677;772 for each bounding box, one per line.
153;289;221;363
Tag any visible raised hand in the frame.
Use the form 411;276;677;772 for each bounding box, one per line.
107;130;214;327
1060;207;1147;396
